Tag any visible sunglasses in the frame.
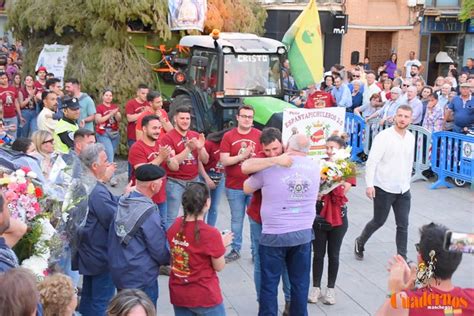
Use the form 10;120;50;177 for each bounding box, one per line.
42;139;54;144
403;84;410;87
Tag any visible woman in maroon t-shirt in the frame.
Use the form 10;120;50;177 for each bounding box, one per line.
95;89;121;185
167;183;233;315
377;223;474;316
198;129;228;227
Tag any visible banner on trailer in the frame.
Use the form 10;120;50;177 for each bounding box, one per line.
35;44;70;85
169;0;207;31
282;107;346;159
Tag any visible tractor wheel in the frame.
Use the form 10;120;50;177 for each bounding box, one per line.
169;94;197;131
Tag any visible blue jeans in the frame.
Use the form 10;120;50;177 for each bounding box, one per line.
141;281;159;307
97;133;119;163
259;242;312;316
225;188;251;253
249;218;291;302
174;303;226;316
127;139;135;181
79;272;116;316
158;201;167;231
3;116;18;140
58;246;80;287
199;174;225;227
19;109;37;138
166;177;199;228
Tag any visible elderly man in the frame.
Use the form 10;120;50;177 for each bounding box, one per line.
447;83;474;133
244;134;320;316
406;86;423;125
366;87;403;125
77;143;125;315
108;164;170;306
362;71;382;108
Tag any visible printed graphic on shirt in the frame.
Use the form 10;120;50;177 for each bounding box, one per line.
284;172;312;200
170;235;191;278
178;137;197;166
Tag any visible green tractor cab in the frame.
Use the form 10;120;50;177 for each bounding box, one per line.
169;31;296;133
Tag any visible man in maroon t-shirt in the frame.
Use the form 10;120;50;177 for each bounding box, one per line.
241;127;292;310
34;66;47;94
161;105;209;228
0;71;23;139
305;85;336;109
220;105;262;263
125;84;149;179
129;114;178;227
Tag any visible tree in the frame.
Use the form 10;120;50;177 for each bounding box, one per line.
7;0;266;152
459;0;473;22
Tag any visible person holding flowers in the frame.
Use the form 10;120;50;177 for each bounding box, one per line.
309;134;356;305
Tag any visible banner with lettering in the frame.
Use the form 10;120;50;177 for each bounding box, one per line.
282;107;346;159
169;0;207;31
35;44;70;85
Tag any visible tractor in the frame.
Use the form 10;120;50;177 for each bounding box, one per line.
169;30;295;133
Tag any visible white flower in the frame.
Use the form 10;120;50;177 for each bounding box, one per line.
62;212;69;223
332;148;351;161
38;218;56;241
21;255;48;278
16;177;27;184
8;175;17;183
15;169;26;178
27;171;37;179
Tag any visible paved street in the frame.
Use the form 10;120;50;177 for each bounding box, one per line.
110;161;474;316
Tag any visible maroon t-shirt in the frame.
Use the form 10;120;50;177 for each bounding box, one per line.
305;90;336;108
128;140;167;204
96;103;119;134
403;287;474;316
246;152;266;224
0;86;18;118
19;87;36;110
220;128;261;190
203;140;224;173
161;129;200;180
167;217;225;308
33;80;45;93
125;98;148;141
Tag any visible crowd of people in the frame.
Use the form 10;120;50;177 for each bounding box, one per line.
0;42;472;316
284;53;474;134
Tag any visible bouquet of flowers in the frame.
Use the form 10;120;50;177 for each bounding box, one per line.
320;146;357;195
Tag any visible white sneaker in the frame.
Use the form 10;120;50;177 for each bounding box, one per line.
323;287;336;305
308;287;321;304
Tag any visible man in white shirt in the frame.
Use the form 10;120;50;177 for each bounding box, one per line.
362;71;381;107
404;51;423;78
37;90;59;134
354;105;415;261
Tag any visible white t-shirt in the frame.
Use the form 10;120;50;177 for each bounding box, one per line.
404;59;422;78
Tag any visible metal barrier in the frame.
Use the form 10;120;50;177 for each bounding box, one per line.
430;131;474;189
407;125;432;183
363;119;392;154
344;113;366;162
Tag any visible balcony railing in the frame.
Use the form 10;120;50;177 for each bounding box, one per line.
424;0;461;7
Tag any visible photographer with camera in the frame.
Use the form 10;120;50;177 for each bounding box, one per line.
376;223;474;316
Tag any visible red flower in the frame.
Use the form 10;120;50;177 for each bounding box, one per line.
21;167;32;174
35;187;43;198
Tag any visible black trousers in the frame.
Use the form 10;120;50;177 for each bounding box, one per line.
358;186;411;259
312;209;348;288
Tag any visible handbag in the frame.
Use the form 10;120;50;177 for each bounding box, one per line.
314;215;333;231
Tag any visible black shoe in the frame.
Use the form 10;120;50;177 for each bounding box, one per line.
354;238;364;260
224;249;241;263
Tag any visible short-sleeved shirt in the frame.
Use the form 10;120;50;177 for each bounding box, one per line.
96;103;119;134
404;59;422;78
220;128;262;190
128;140;167;204
34;80;45;93
19;87;37;110
246;152;266;224
0;86;18;118
37;107;57;133
125;98;148;141
135;109;169;138
203;140;224;173
384;60;397;79
167;217;225;308
161;129;200;180
78;93;96;131
246;156;320;235
448;95;474;129
304;90;336;108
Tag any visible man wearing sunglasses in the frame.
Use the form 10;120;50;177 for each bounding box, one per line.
161;106;208;228
220;105;262;263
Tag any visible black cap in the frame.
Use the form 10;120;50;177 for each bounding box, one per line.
135;164;165;181
61;97;80;110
